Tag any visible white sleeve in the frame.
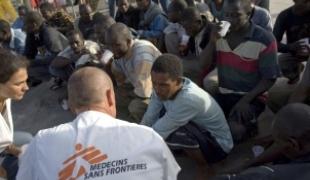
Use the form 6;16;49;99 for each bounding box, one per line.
16;137;37;180
156;133;181;180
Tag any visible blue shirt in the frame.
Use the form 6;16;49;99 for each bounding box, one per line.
9;28;26;54
141;78;233;153
12;17;24;30
139;14;169;39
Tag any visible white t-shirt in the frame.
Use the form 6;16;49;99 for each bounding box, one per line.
17;111;180;180
0;99;13;153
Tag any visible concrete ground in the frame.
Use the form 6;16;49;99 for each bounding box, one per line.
12;0;295;179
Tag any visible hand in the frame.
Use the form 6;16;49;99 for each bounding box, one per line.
229;100;252;123
296;45;310;58
288;41;306;53
209;23;222;43
178;44;188;56
5;144;21;157
0;166;7;178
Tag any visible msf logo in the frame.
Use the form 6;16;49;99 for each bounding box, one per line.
58;144;108;180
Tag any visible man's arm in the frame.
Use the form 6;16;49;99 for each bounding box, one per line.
44;28;67;55
140;92;164;127
133;61;153;98
152;101;200;139
24;33;38;59
111;61;126;86
273;11;288;53
199;23;220;73
288;58;310;103
16;138;37;180
50;47;76;68
139;15;168;39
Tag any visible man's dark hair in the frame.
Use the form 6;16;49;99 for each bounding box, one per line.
39;2;56;12
152;54;183;80
0;19;10;42
181;7;201;22
168;0;188;13
93;13;115;26
0;49;29;83
79;4;92;13
24;11;44;26
18;5;28;12
67;29;84;40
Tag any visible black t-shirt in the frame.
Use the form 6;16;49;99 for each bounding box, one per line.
273;7;310;53
115;6;140;30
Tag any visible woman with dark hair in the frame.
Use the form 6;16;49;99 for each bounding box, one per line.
0;49;32;180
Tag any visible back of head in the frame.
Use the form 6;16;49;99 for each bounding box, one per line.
273;103;310;144
94;14;115;29
168;0;188;13
0;49;29;84
181;7;202;22
79;4;92;14
24;11;44;26
68;67;114;111
39;2;55;12
67;29;84;41
152;54;183;80
0;19;10;42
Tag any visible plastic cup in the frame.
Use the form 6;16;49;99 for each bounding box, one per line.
299;38;309;54
100;50;114;64
219;21;231;37
252;145;265;157
180;35;190;45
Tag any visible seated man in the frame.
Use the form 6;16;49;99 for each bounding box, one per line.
0;19;26;54
273;0;310;84
208;0;272;31
11;5;27;30
200;0;280;142
164;0;190;56
267;56;310;113
106;23;161;121
214;103;310;180
39;2;74;36
77;4;95;40
49;29;100;89
23;11;68;86
136;0;169;48
115;0;140;30
23;11;68;65
141;54;233;179
17;67;180;180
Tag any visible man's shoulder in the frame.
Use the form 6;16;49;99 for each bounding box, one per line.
132;40;160;58
249;24;275;46
278;6;293;19
176;79;209;106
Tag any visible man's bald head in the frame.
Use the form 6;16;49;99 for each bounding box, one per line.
105;23;132;58
273;103;310;143
68;67;115;116
106;23;132;42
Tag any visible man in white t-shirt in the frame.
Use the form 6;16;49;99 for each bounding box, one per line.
16;67;180;180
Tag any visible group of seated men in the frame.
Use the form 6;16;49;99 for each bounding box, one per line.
0;0;309;179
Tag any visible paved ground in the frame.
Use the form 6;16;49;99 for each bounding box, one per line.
12;1;295;179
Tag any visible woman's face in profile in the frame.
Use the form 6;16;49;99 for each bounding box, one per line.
0;68;29;101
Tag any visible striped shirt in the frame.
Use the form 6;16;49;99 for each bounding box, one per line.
216;23;280;94
112;39;161;98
